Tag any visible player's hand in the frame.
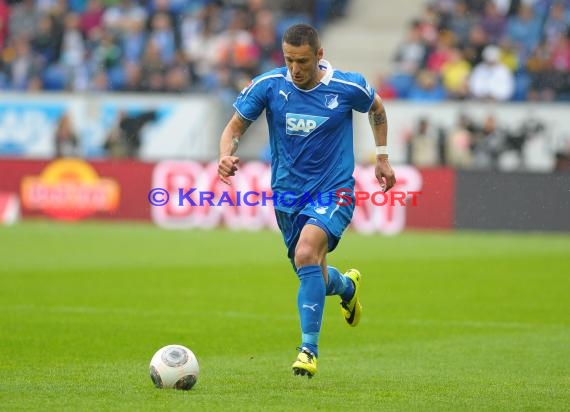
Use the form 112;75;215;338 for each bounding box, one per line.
218;155;240;185
375;156;396;192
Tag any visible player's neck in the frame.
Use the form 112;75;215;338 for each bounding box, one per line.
304;68;326;90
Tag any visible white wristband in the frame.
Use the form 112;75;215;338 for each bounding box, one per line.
375;146;388;156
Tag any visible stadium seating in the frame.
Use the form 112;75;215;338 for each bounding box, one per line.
0;0;350;94
1;0;568;101
387;0;570;102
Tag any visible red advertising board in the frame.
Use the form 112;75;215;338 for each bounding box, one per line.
0;158;154;220
0;158;455;230
406;167;455;230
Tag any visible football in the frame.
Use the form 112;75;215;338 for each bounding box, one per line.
149;344;200;390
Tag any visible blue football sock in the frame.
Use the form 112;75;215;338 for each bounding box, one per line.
326;266;355;301
296;265;325;358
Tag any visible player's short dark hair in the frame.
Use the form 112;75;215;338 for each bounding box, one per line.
282;24;321;53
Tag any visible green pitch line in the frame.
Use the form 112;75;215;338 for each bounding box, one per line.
0;222;569;411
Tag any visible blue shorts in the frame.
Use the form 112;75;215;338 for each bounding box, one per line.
274;193;355;262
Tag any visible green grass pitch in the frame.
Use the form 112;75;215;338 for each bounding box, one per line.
1;221;569;411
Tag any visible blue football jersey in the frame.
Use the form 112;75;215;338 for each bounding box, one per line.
233;60;375;212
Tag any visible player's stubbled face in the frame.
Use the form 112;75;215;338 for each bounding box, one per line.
283;42;323;90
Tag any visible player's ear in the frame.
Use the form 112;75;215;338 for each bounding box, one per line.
317;47;324;60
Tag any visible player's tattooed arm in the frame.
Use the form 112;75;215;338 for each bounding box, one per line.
218;112;253;184
234;112;252;134
220;112;252;157
368;108;387;126
368;94;388;148
368;94;396;192
230;113;252;153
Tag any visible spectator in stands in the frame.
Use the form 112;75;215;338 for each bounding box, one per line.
480;0;507;45
90;32;122;86
549;29;570;100
148;11;177;65
251;8;282;73
468;45;514;101
550;29;570;73
80;0;104;39
394;21;427;75
119;10;147;65
54;112;79;157
5;38;40;90
215;8;258;78
164;52;192;93
27;74;43;90
121;61;144;92
542;1;570;47
151;0;181;36
425;32;454;73
102;0;147;36
140;40;166;90
9;0;40;41
416;2;440;47
183;11;221;90
448;0;475;48
526;40;558;101
463;24;489;67
406;117;444;167
103;110;157;158
104;111;129;158
471;114;505;170
408;69;447;101
505;3;542;60
440;47;471;99
90;69;109;91
31;14;61;67
498;37;518;71
60;12;88;90
445;113;473;168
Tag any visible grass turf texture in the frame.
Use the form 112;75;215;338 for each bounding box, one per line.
1;221;569;411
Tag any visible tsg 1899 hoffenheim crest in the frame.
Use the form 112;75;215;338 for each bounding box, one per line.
325;94;339;109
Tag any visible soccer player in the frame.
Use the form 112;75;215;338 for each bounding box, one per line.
217;23;396;378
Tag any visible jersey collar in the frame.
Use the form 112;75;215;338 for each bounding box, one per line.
285;59;334;87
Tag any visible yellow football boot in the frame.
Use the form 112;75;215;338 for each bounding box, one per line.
340;269;362;327
292;347;317;378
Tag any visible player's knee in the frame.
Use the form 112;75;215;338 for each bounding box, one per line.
294;243;320;268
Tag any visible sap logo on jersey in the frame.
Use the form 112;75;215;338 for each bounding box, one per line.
286;113;329;137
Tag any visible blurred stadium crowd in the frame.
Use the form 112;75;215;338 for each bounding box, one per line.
380;0;570;172
1;0;569;170
384;0;570;102
1;0;568;100
0;0;348;93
